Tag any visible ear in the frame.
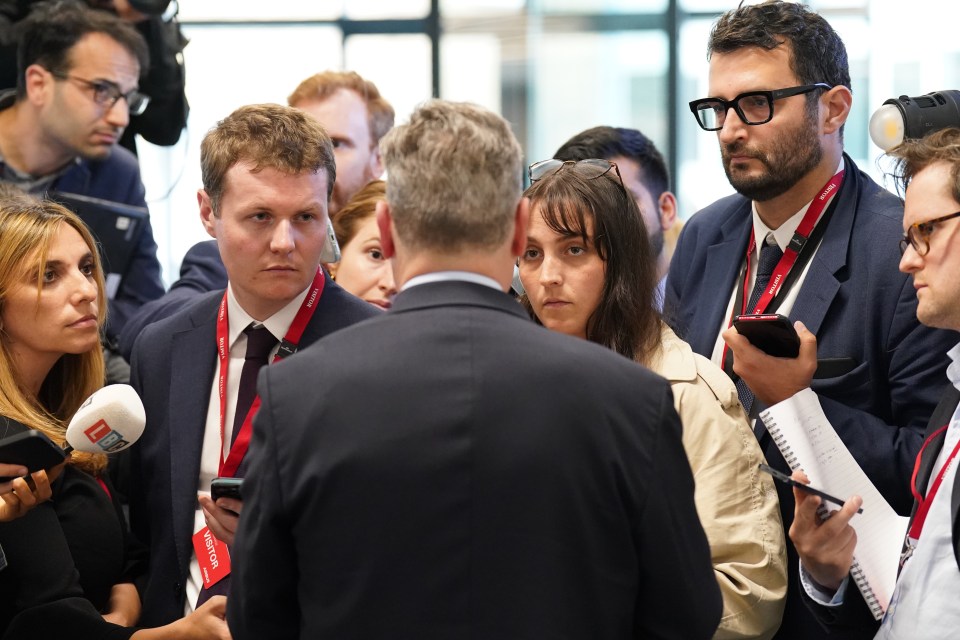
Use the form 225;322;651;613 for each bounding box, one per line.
510;197;530;258
821;85;853;136
657;191;678;231
375;200;396;259
24;64;51;106
198;189;218;239
326;261;338;280
368;145;385;180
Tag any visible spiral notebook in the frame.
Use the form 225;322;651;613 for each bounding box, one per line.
759;389;909;620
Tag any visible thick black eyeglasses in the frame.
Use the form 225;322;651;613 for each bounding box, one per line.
528;158;623;190
52;73;151;116
899;210;960;256
689;83;832;131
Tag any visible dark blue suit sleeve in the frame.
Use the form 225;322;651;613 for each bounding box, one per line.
227;367;301;639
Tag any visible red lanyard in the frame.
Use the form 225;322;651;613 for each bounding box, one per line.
216;268;325;477
722;170;844;371
907;424;959;542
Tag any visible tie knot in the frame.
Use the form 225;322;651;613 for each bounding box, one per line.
757;240;784;278
243;325;277;361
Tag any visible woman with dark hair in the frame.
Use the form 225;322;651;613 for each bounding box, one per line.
0;196;228;639
519;159;787;640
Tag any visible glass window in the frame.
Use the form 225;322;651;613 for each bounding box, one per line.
178;0;342;21
345;0;430;19
137;24;342;284
344;34;433;126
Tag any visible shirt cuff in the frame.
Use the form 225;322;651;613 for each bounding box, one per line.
799;561;848;606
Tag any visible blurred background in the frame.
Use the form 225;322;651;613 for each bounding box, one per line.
138;0;960;284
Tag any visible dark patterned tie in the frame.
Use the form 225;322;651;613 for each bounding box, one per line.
735;237;784;423
196;324;276;609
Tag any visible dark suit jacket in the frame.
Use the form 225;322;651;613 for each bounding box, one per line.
119;240;228;361
805;384;960;633
127;278;378;626
227;280;722;640
664;155;956;639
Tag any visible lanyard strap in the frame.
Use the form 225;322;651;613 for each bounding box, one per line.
908;423;958;541
216;268;325;477
721;170;844;377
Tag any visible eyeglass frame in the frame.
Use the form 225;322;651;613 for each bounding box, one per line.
899;210;960;256
528;158;624;191
49;72;151;116
688;83;832;132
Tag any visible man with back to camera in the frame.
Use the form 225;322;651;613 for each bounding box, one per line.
553;126;678;308
0;0;164;371
126;103;379;626
226;99;722;640
664;2;957;638
118;69;395;357
766;127;960;638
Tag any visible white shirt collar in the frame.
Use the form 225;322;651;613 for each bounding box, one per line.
750;157;845;259
225;282;312;349
401;270;503;293
946;342;960;393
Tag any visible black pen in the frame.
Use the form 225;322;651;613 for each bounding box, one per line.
759;463;864;514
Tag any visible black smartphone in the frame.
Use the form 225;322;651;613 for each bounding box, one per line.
733;313;800;358
758;463;863;514
210;477;243;501
0;430;67;483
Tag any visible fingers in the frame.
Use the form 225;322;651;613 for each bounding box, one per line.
0;465;28;494
199;495;239;545
29;470;52;503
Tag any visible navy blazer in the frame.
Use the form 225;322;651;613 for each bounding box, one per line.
664;155;956;640
119;240;228;361
228;280;722;639
127;278;378;626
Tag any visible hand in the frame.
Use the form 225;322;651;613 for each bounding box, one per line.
722;320;818;406
0;469;53;522
0;464;28;495
788;470;862;593
198;494;243;546
132;595;231;640
102;582;141;627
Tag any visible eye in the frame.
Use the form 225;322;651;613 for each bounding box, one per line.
368;248;384;260
566;244;588;256
916;221;936;238
250;211;270;221
521;248;541;261
295;212;316;223
91;81;119;105
80;260;96;277
41;267;57;284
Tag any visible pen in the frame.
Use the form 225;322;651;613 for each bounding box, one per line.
758;463;864;514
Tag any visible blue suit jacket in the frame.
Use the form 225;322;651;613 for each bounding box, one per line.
126;278;378;626
664;155;956;639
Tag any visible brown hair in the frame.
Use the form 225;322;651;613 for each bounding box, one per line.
521;163;661;365
288;71;395;145
331;179;386;249
889;128;960;203
200;103;336;214
0;196;107;475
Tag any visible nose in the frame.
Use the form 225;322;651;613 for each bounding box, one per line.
104;97;130;129
71;269;99;305
538;253;563;286
378;265;397;296
717;105;747;145
270;220;296;253
899;243;922;274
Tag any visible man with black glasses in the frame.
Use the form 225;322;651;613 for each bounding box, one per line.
664;2;955;638
0;1;163;374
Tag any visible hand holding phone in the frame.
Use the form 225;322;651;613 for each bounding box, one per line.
210;477;243;502
733;314;800;358
0;430;67;484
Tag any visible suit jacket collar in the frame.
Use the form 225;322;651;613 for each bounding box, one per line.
691;154;863;356
392;279;529;322
908;385;960;570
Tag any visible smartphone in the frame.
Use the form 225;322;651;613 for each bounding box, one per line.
0;430;67;483
759;463;863;514
733;313;800;358
210;477;243;501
